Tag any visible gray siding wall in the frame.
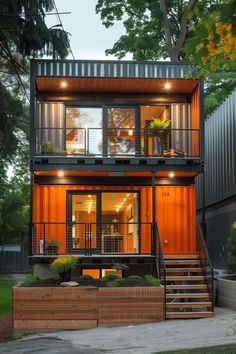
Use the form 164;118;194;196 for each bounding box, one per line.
197;87;236;209
36;103;65;153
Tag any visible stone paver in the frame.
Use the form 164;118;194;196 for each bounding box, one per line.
1;307;236;354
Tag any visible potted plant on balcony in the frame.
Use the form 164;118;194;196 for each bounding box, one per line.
50;256;79;282
148;118;170;155
45;239;60;255
40;141;53;154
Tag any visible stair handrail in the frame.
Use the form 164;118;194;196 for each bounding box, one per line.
154;222;166;284
196;223;214;310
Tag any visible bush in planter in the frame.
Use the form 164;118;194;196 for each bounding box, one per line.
45;240;61;255
79;274;94;280
227;222;236;273
50;256;78;282
144;274;161;287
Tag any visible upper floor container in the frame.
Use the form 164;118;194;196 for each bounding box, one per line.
30;60;204;172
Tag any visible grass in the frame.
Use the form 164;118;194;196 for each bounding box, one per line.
0;275;16;316
152;343;236;354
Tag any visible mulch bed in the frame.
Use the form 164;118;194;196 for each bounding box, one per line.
27;278;152;287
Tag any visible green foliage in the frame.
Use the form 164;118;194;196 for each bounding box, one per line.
101;274;121;282
41;141;53;153
50;256;78;274
106;281;119;287
19;274;38;287
0;275;16;316
79;274;94;280
111;262;129;270
127;275;143;280
144;274;161;287
47;274;60;281
227;224;236;273
96;0;197;61
148;118;170;137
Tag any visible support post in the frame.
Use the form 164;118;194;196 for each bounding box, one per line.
152;172;156;255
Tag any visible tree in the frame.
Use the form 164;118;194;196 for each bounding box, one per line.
96;0;198;61
0;0;70;171
184;0;236;76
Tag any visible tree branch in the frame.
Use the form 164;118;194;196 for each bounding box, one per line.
175;0;198;56
159;0;175;60
121;0;149;24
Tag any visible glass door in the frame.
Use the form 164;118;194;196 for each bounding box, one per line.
105;107;139;155
67;192;100;253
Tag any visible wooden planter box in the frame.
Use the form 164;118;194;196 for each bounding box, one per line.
13;286;164;332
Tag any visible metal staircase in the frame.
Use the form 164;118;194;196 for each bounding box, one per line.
155;224;214;319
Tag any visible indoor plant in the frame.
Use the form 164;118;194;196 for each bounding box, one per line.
148;118;170;155
50;256;78;282
40;141;53;154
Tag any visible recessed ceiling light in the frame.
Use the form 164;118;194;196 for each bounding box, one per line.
169;172;175;178
60;81;67;88
58;171;64;177
164;83;171;89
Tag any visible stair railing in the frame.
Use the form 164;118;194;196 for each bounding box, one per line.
196;223;214;311
154;222;166;318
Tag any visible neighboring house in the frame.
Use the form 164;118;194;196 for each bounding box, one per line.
197;87;236;269
29;59;213;318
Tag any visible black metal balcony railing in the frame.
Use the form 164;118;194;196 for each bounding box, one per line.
31;222;153;256
35;127;200;158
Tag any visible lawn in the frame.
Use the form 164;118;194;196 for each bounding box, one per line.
152;343;236;354
0;275;16;316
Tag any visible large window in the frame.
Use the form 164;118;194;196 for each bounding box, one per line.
107;107;136;155
66;107;102;154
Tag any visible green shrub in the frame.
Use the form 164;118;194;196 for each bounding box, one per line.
79;274;94;280
127;275;143;280
106;281;119;287
227;223;236;273
50;256;78;273
111;262;129;270
19;274;38;287
114;277;125;283
144;274;161;287
101;274;120;282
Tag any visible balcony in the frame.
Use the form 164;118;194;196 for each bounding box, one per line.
31;222;153;256
35;128;200;158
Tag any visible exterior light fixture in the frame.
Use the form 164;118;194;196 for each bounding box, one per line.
60;81;67;88
164;83;171;89
169;172;175;178
58;171;64;177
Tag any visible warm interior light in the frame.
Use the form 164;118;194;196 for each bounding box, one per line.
164;83;171;89
128;129;133;136
60;81;67;88
58;171;64;177
169;172;175;178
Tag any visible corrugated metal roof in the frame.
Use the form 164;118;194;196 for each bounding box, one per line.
33;60;197;79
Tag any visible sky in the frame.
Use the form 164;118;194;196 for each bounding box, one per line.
46;0;132;60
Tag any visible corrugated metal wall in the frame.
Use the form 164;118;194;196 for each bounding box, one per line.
171;103;192;155
33;184;196;255
36;103;65;153
197;87;236;209
34;60;197;79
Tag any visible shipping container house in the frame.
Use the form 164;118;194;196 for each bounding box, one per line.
30;60;213;318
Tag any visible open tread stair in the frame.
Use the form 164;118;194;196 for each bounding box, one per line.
164;254;214;319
